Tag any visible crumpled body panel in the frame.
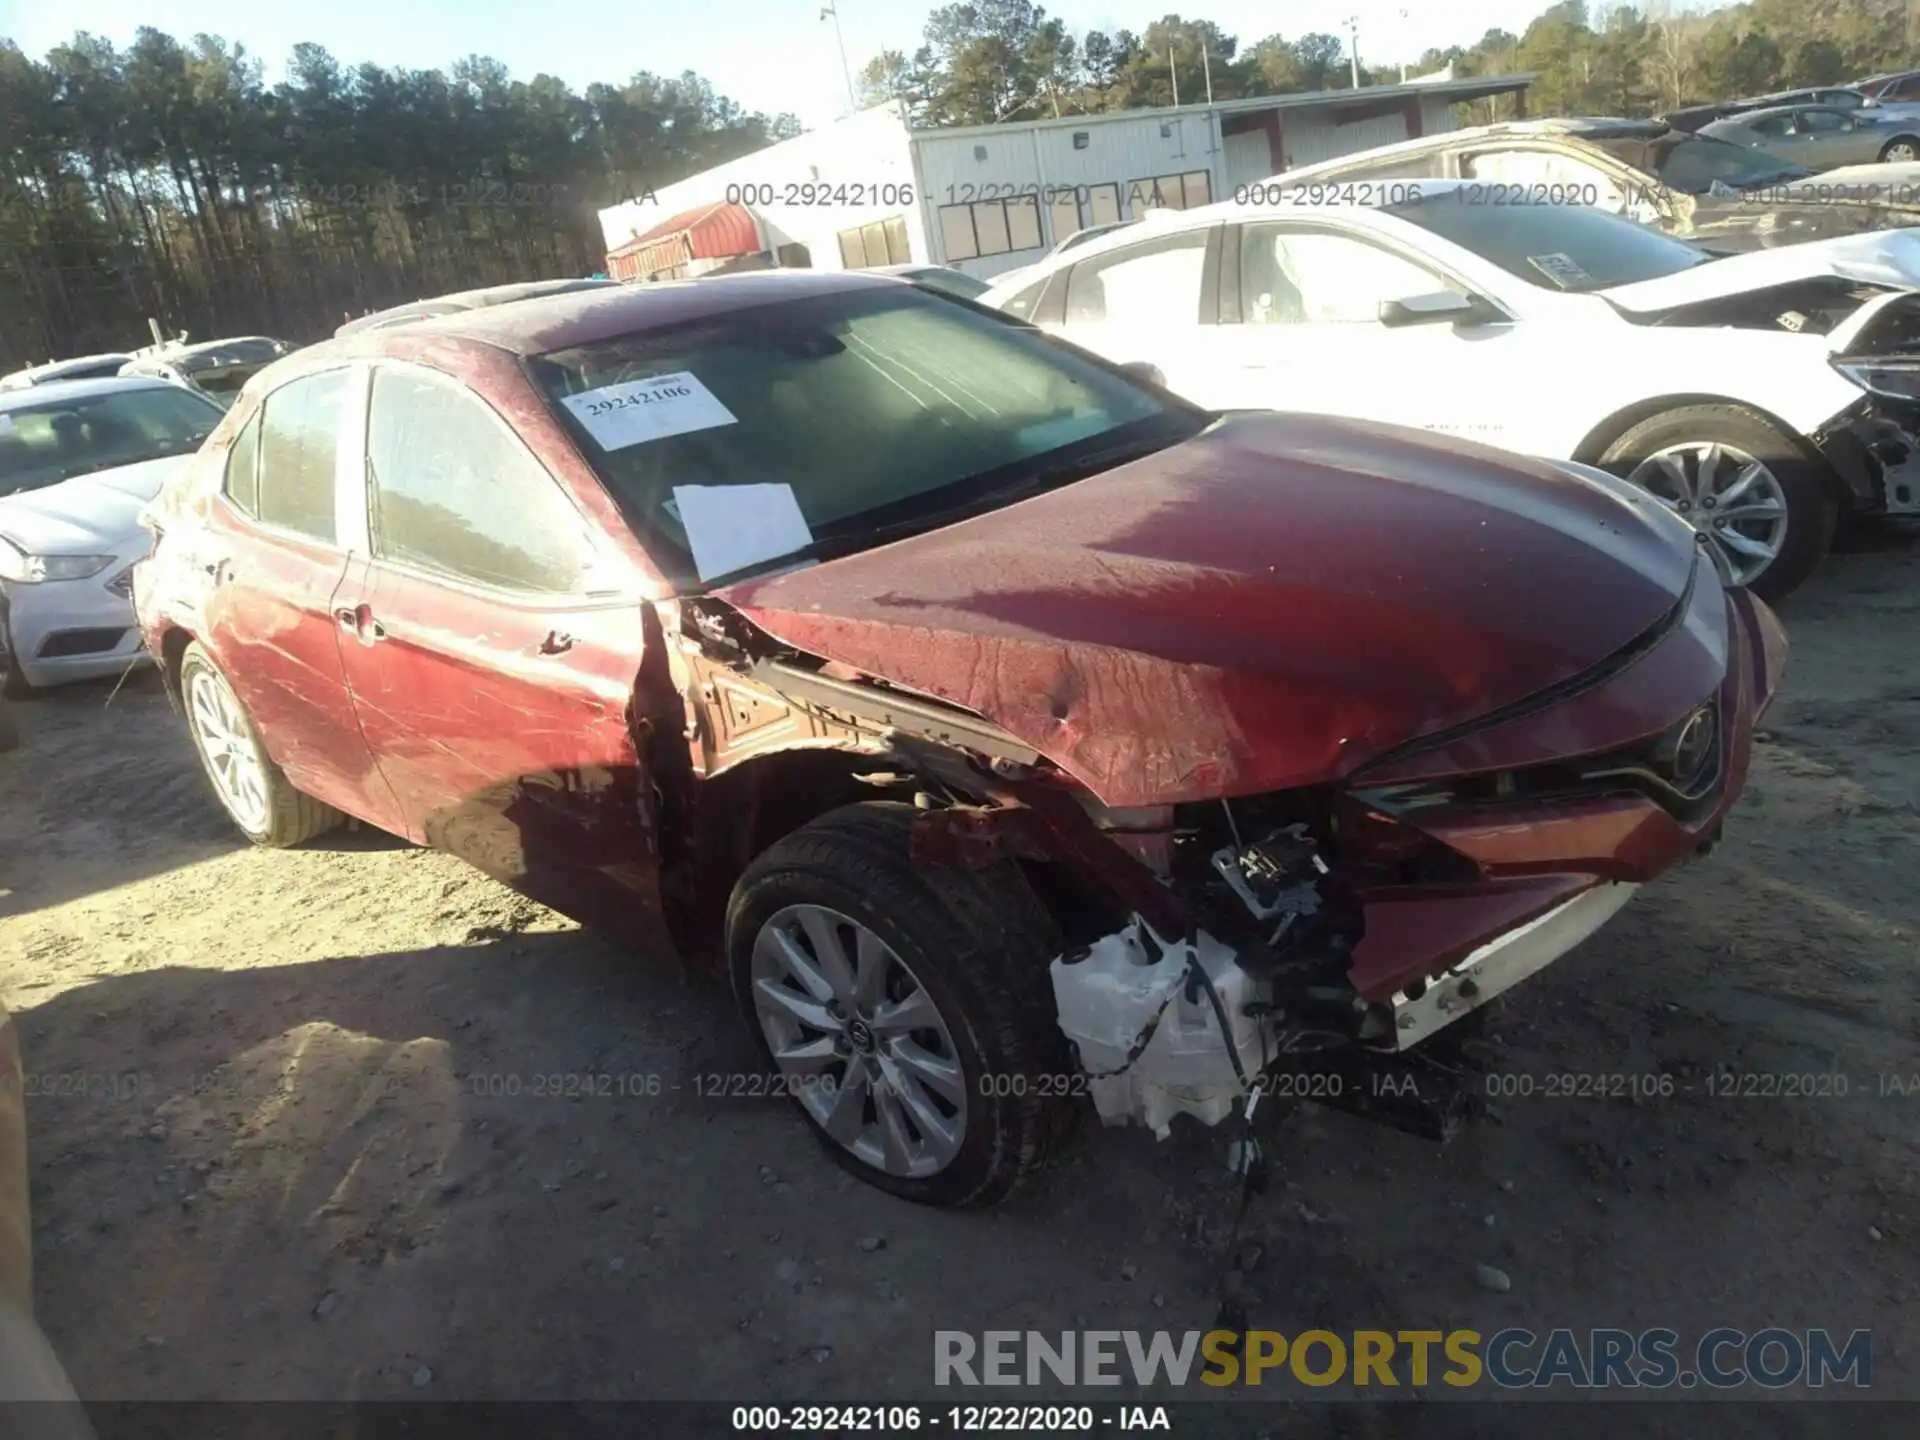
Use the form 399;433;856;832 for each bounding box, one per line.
721;414;1696;806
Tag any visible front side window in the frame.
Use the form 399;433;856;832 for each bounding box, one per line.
367;367;606;594
1386;196;1711;292
1746;114;1792;138
528;286;1197;588
1240;226;1446;325
1796;109;1850;133
256;369;348;543
223;413;261;515
0;384;221;497
1063;230;1210;326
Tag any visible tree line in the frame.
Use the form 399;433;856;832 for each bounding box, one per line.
4;0;1918;368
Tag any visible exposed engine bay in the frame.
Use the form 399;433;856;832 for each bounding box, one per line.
1623;277;1906;336
1047;798;1488;1149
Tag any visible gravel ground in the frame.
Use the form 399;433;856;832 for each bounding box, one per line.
1;535;1917;1426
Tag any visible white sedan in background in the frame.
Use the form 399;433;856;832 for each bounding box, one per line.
0;377;224;695
983;182;1920;599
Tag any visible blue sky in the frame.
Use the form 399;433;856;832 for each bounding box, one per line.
0;0;1570;128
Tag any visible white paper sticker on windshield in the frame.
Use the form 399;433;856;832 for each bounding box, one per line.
1526;252;1592;290
561;371;737;451
673;483;814;583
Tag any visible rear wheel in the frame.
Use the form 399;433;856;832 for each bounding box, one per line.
726;802;1073;1207
1880;136;1920;163
1598;404;1839;603
179;642;344;847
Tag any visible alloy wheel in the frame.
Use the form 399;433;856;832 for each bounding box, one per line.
749;903;969;1178
1626;441;1789;587
187;667;271;833
1886;141;1919;162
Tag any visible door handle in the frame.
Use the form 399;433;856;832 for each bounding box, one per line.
538;630;576;655
334;603;386;644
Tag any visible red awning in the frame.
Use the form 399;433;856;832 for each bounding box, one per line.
607;201;762;281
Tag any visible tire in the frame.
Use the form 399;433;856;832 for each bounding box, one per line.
0;664;29;702
726;801;1074;1207
1598;404;1840;603
179;642;344;847
0;698;18;754
1880;137;1920;163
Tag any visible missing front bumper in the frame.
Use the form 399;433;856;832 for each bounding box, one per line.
1817;404;1920;515
1387;881;1641;1050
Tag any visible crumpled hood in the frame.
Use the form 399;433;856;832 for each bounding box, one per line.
718;413;1701;807
0;455;189;556
1602;227;1920;315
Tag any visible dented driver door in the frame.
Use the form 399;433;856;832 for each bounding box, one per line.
334;362;668;944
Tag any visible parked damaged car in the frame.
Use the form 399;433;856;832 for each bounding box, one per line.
134;273;1784;1206
120;336;297;411
982;185;1920;599
1277;118;1920;253
2;378;225;695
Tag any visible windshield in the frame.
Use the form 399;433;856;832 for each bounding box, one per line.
1387;196;1714;292
0;385;222;496
529;284;1199;588
1644;133;1814;192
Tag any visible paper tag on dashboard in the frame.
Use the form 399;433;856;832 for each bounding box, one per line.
1526;252;1592;289
672;483;813;583
561;371;738;451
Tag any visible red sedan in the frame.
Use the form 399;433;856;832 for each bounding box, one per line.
135;272;1784;1206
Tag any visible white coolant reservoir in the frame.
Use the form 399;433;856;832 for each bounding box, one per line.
1050;918;1271;1139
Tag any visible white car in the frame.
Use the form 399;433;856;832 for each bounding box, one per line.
982;182;1920;599
0;377;224;694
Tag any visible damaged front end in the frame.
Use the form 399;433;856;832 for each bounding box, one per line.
1823;290;1920;516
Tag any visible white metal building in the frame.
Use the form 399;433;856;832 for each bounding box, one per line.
598;74;1534;285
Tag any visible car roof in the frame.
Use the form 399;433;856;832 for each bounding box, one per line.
323;269;904;360
0;375;175;410
336;278;623;336
129;336;285;363
1719;103;1829;124
0;353;138;384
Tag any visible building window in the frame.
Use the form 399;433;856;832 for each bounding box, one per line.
1047;182;1123;244
937;195;1043;261
836;215;911;268
1125;170;1211;216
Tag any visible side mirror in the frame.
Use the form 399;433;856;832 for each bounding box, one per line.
1378;291;1491;327
1119;360;1166;387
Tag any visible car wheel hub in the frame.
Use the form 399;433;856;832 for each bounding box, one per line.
1625;441;1788;587
188;669;270;833
750;903;968;1179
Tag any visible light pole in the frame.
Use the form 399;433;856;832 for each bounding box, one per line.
821;3;856;112
1345;15;1362;88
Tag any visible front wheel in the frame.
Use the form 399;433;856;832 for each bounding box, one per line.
1598;404;1839;603
179;642;344;847
726;802;1074;1207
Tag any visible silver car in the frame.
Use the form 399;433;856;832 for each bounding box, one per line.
1701;103;1920;169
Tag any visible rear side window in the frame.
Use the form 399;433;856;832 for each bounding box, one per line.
256;370;347;542
223;413;261;515
366;366;607;594
1063;230;1210;326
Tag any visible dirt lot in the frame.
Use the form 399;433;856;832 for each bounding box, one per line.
2;535;1918;1424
